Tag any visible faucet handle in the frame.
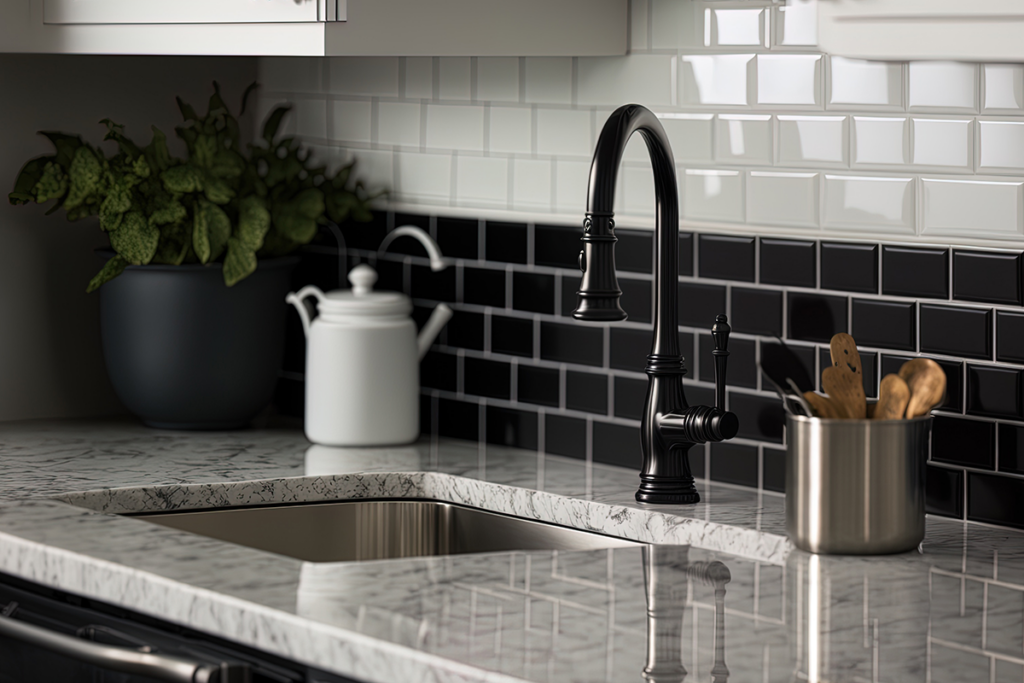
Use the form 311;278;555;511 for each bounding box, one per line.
711;314;731;412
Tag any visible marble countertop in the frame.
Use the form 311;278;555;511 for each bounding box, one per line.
0;419;1022;682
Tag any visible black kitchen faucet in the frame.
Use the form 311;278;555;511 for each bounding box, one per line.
573;103;739;505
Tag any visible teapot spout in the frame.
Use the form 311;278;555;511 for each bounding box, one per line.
417;304;453;360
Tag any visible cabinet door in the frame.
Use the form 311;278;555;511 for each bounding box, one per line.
44;0;345;24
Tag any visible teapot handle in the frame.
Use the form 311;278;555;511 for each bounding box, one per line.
285;285;326;337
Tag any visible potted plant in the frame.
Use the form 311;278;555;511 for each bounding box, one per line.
9;83;381;429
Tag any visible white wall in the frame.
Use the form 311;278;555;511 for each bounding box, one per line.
0;54;256;421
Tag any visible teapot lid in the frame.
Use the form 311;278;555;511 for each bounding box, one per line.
316;264;411;317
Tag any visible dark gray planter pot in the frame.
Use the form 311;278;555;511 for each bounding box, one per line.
98;253;299;429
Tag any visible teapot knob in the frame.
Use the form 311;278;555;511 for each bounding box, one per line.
348;264;378;295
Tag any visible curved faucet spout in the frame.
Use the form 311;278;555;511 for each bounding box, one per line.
574;104;738;505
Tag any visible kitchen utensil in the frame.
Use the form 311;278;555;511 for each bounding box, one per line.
898;358;947;418
787;412;930;554
829;333;863;377
874;373;911;420
802;391;842;419
761;340;815;393
286;226;452;446
821;365;867;419
786;379;815;416
761;374;811;416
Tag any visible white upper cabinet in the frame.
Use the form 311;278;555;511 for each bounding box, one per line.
819;0;1024;62
1;0;626;56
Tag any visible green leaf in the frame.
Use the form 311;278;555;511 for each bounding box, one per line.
144;126;173;173
261;105;291;143
161;164;203;194
151;221;190;265
98;181;131;231
176;96;199;122
294;187;325;218
192;200;230;264
64;147;102;210
148;199;187;226
39;132;83;168
203;176;234;205
86;255;128;293
101;119;142;159
110;211;159;265
9;157;51;205
237;195;270;251
131;155;151;179
32;162;68;203
208;150;244;179
223;237;258;287
207;81;228;117
271;210;318;245
194;134;217;168
239;81;259;116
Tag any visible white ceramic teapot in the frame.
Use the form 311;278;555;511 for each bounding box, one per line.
286;226;452;446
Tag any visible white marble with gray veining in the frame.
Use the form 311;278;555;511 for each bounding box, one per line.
1;419;1023;682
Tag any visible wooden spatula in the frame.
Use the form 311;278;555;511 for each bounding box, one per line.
898;358;947;418
830;333;863;378
803;391;843;419
874;373;911;420
822;365;868;419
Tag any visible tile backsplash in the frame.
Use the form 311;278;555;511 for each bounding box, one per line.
264;0;1024;530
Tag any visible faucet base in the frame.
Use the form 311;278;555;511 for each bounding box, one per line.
636;479;701;505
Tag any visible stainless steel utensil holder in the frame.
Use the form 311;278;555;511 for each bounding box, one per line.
786;414;932;555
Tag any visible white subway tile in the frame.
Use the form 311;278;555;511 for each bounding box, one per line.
536;108;592;157
488;106;531;155
456;156;508;208
349;149;394;192
438;58;471;101
828;56;902;108
327;58;400;97
714;9;763;47
555;159;591;213
303;144;336;174
330;99;372;144
984;64;1024;111
681;54;753;106
823;175;914;234
377;101;421;148
513;158;553;211
623;165;656;217
260;58;323;94
778;115;847;165
425;104;484;152
293;98;327;139
757;54;821;106
775;0;817;47
908;62;977;111
524;58;573;105
682;170;744;223
852;116;907;166
254;97;295;136
476;58;519;103
403;58;433;100
979;120;1024;171
747;171;819;227
596;108;654;164
912;118;971;169
922;177;1024;237
659;113;714;162
395;151;451;204
577;55;675;107
631;0;649;51
650;0;703;50
716;114;772;165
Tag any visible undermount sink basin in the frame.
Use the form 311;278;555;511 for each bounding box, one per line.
131;499;639;562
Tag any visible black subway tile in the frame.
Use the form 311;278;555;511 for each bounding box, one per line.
486;406;538;450
788;293;848;343
374;259;405;293
272;376;304;418
760;238;816;288
617;228;655;274
931;416;995;470
463;267;505;307
620;278;653;324
821;242;878;293
340;211;388;250
731;288;782;337
613;376;648;421
438;398;479;441
882;246;948;299
926;466;964;519
699;235;755;282
534;224;580;269
851;299;916;351
954;250;1023;305
566;371;608;414
592;421;641;469
420;394;432;435
411;264;456;302
679;282;727;329
421;351;457;392
967;365;1022;419
412;305;436;334
545;415;587;460
700;335;756;388
998;424;1024;475
464;357;511;400
518;365;559;408
762;341;816;394
686;384;716;408
540;322;603;367
561;275;579;317
446;310;484;350
763;447;786;493
491;315;533;358
688;445;706;479
920;305;991;360
997;311;1024;363
485;222;528;264
710;442;758;488
819;347;877;398
435;217;479;260
678;233;694;277
512;272;555;314
729;391;785;444
968;472;1024;530
880;355;962;412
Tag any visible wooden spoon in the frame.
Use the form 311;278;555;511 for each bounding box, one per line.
803;391;843;419
830;332;863;378
873;373;911;420
898;358;947;418
822;365;868;419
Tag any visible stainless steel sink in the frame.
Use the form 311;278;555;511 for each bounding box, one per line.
131;499;639;562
